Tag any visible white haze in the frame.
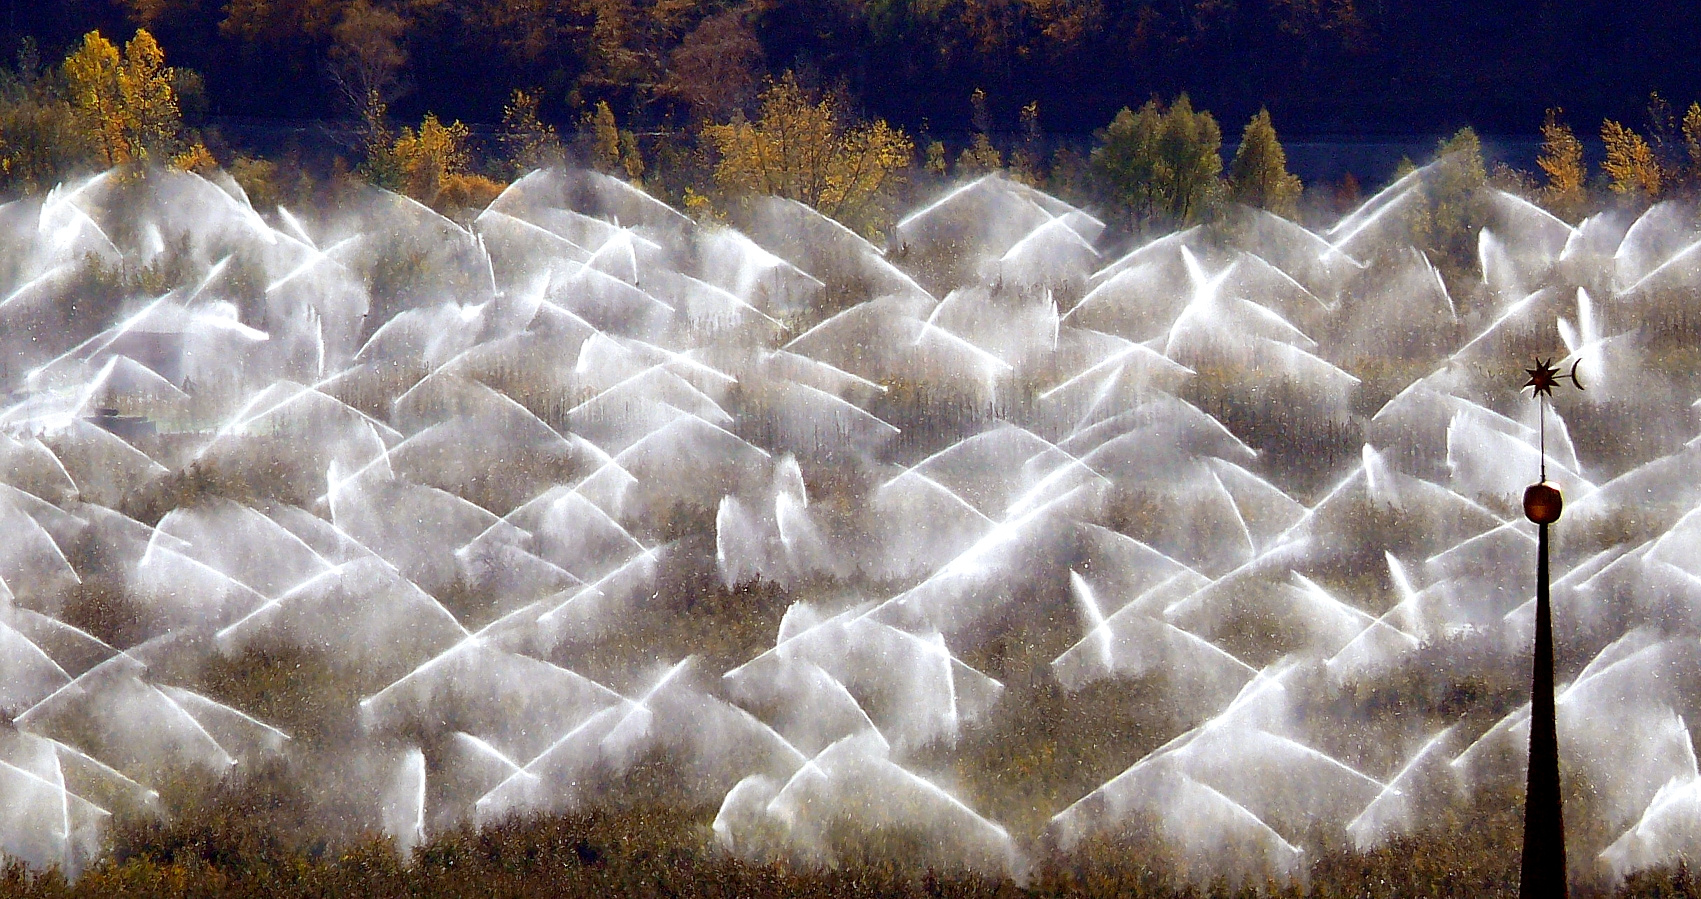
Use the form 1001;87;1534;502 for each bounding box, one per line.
0;162;1699;885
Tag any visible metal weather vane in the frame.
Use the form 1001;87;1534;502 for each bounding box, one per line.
1523;358;1584;483
1523;358;1583;398
1518;356;1583;899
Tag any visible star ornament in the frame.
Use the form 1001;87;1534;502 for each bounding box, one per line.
1524;358;1584;398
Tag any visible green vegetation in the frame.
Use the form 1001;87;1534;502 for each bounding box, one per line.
1398;127;1489;291
1227;109;1303;220
1089;97;1224;233
1;25;1697;250
11;22;1701;899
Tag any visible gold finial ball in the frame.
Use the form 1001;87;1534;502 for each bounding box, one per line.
1524;481;1564;524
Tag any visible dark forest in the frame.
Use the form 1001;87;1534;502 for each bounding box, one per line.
2;0;1690;139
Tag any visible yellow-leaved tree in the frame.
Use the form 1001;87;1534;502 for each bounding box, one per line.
358;98;502;213
1601;119;1661;201
1536;108;1586;221
499;88;561;176
1685;102;1701;187
389;113;501;211
62;31;126;165
704;73;912;233
62;29;200;168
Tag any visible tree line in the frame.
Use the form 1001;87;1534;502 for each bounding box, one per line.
0;28;1692;246
9;0;1701;142
0;30;1313;237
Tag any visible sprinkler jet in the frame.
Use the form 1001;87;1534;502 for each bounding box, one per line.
1519;356;1582;899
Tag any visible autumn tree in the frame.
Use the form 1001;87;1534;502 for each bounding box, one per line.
1333;171;1361;211
1226;108;1302;218
1536;108;1586;221
1684;102;1701;191
328;0;408;119
660;9;764;123
220;0;348;45
499;88;561;176
62;29;202;168
119;31;180;157
64;31;135;166
1602;119;1661;201
899;0;1101;59
703;73;913;233
393;114;467;202
1090;95;1222;230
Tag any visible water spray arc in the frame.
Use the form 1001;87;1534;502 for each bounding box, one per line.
9;164;1701;885
1519;357;1581;899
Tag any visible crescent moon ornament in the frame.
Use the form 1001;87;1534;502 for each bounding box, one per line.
1523;358;1584;399
1521;356;1583;494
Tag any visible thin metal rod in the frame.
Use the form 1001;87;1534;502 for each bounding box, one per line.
1539;396;1547;482
1520;520;1566;899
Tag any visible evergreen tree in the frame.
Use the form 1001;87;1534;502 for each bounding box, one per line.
1432;127;1486;201
1227;108;1302;218
924;140;948;176
587;101;642;181
1158;96;1223;225
591;101;621;174
1418;127;1487;261
1395;128;1488;285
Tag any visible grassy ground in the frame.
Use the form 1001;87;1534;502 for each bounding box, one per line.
0;787;1674;899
